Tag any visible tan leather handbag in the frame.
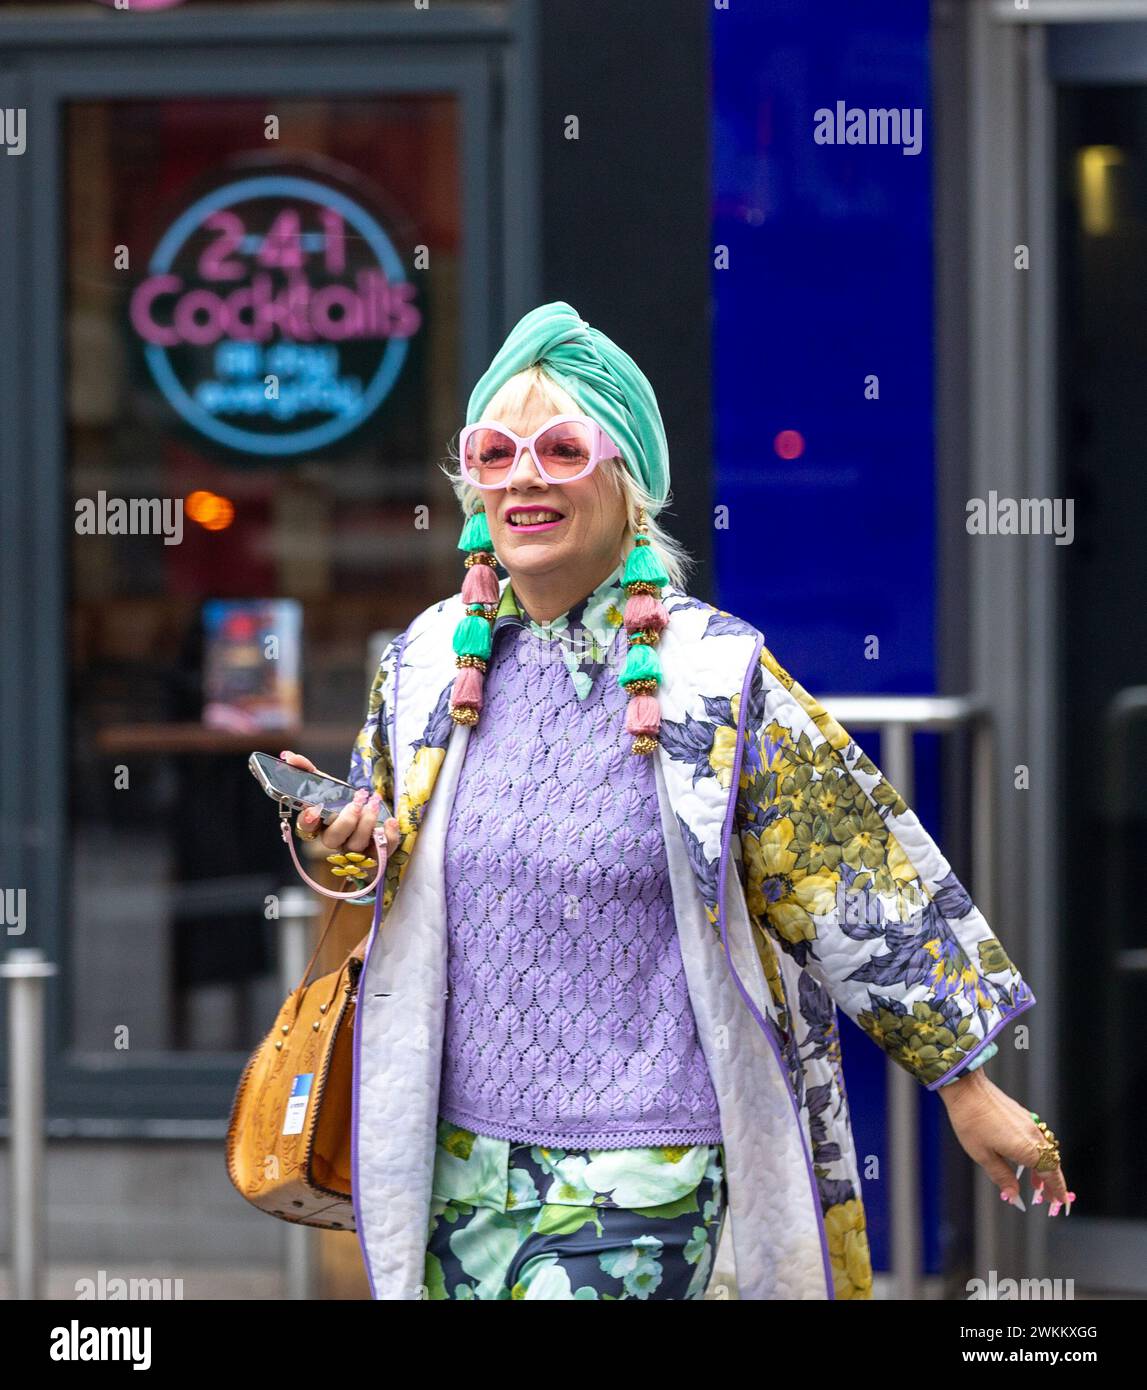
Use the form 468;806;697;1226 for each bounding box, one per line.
226;812;388;1230
225;901;374;1230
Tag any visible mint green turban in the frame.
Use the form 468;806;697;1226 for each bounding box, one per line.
465;301;670;510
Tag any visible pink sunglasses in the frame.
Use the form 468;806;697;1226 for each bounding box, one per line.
459;414;622;489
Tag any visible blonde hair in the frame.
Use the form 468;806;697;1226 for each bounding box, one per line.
438;364;694;591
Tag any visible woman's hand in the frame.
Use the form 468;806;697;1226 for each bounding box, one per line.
939;1069;1074;1214
279;750;401;861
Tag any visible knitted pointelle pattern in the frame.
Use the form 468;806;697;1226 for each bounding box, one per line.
438;621;722;1150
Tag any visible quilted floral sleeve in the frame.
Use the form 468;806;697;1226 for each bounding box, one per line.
343;636;403;908
735;643;1035;1090
347;637;400;808
936;1039;997;1086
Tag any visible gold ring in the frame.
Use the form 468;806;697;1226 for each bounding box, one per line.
1035;1143;1061;1173
1035;1137;1062;1172
1032;1118;1062;1171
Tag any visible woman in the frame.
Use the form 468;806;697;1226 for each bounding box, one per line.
282;301;1072;1301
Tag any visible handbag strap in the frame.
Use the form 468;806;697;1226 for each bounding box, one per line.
274;805;390;1003
290;858;385;1000
296;897;346;999
279;815;389;901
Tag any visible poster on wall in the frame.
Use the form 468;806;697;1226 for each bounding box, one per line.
201;599;302;732
128;157;423;459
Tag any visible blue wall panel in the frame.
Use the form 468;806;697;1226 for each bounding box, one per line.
712;0;945;1277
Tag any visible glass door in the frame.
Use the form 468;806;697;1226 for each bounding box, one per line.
0;14;513;1127
66;93;462;1059
1049;18;1147;1288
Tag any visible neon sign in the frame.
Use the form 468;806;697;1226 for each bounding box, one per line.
129;173;421;456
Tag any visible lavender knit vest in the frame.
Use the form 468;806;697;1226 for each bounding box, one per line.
437;620;723;1149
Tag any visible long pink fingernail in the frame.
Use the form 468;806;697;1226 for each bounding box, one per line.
367;793;381;809
1048;1200;1062;1217
1032;1186;1044;1205
353;788;369;805
304;806;321;823
280;750;290;759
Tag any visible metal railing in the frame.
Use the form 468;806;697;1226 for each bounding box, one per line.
815;694;996;1300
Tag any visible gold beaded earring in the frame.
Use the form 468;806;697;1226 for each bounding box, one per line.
618;506;670;755
449;505;499;727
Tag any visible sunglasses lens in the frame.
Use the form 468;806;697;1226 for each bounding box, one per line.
535;422;594;478
464;428;517;481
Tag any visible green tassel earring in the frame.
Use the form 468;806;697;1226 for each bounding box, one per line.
619;508;670;755
451;505;500;727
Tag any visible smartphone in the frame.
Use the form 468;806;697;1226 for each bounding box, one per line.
248;752;388;826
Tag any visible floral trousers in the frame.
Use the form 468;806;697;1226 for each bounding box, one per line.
422;1126;729;1301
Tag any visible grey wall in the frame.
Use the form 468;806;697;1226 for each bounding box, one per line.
537;0;714;597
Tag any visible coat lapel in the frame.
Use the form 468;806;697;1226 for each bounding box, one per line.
376;591;478;916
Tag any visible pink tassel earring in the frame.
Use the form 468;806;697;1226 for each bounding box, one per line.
618;506;670;755
450;505;499;728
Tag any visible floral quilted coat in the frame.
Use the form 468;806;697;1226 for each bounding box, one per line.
346;578;1035;1301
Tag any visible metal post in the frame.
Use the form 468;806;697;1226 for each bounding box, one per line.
1;948;57;1301
879;724;920;1301
971;717;1000;1284
277;886;320;1301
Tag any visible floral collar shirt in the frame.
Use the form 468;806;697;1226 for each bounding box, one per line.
490;559;628;701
